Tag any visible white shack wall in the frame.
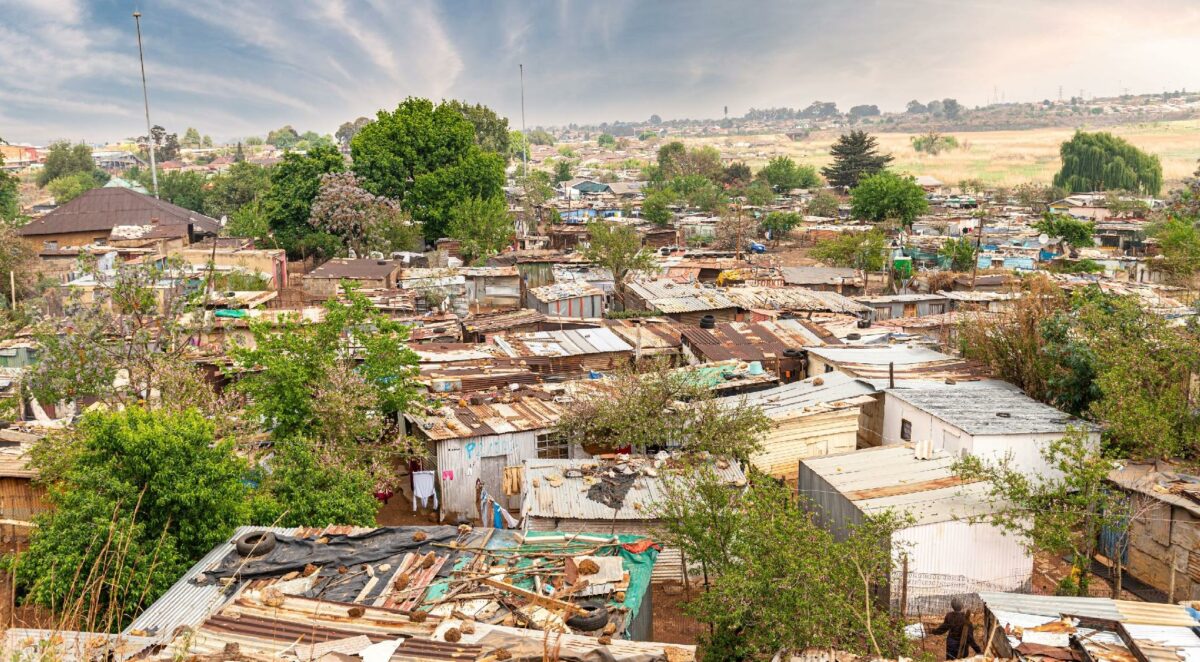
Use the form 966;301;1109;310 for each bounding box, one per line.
892;519;1032;608
881;394;972;451
436;431;540;521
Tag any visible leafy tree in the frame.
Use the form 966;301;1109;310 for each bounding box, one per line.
266;125;301;150
139;125;180;162
641;187;676;226
1013;182;1067;211
939;236;977;271
671;175;727;213
336;117;373;147
308;171;407;255
262;144;346;258
225;198;271;243
720;161;752;188
657;142;723;182
848;104;881;120
202;135;213;148
911;131;959;155
0;221;36;303
352;97;504;239
527;129;556;146
850;171;928;227
244;135;264;147
807;190;841;217
14;407;250;628
760;211;801;243
905;100;928;114
248;439;379;528
821;130;893;189
204;161;271;219
942;98;962;120
0;144;19;221
1103;190;1150;219
1052;131;1162;195
508;130;529;162
555;360;769;458
446;195;513;264
1034;212;1094;248
811;228;887;271
46;171;100;204
582;221;655;308
182;127;202;148
229;287;421;444
756;156;821;191
442;100;511;156
597;133;616;148
656;473;908;658
156;170;208;212
37;141;97;187
553;159;573;183
954;429;1123;596
1163;159;1200;219
1148;216;1200;283
741;180;774;207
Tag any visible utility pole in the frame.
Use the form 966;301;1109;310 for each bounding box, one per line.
971;210;986;291
519;63;529;239
133;11;159;198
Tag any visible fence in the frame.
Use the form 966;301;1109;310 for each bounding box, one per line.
891;569;1033;618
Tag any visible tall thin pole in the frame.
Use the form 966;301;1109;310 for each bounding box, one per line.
519;63;529;238
133;11;159;198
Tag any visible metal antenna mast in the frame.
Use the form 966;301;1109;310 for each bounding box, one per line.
133;10;159;198
519;63;529;238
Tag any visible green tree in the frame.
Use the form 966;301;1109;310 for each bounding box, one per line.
807;190;841;217
741;180;775;207
911;131;959;155
352;98;504;239
939;236;978;271
597;133;616;148
641;187;676;227
656;472;908;658
757;156;821;191
202;135;213;148
671;175;727;213
46;171;100;204
244;135;264;147
821;130;893;189
1034;212;1095;248
262;144;345;257
850;171;928;227
657;143;723;182
553;159;573;183
442;99;511;157
582;221;656;309
720;162;752;188
248;440;379;528
527;129;556;146
760;211;801;243
182;127;202;148
446;195;514;264
0;222;36;303
37;141;98;187
156;170;208;212
14;407;250;628
225;198;271;243
1148;216;1200;283
555;360;769;459
954;429;1123;596
0;144;19;221
336;117;373;147
266;125;300;150
1053;131;1162;195
204;161;271;219
811;228;887;271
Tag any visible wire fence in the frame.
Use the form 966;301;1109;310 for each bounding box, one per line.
891;570;1033;618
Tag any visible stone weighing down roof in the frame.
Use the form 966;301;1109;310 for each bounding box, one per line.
495;328;633;358
306;258;401;280
404;387;564;441
17;187;219;236
723;286;871;314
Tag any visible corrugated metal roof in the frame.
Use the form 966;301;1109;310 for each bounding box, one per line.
528;282;605;302
800;446;999;525
807;344;988;381
854;293;948;304
307;258;401;280
406;388;564;441
495;328;633;358
885;382;1091;435
681;318;839;363
719;371;877;418
462;309;547;334
1108;463;1200;517
522;457;746;521
724;286;871;314
4;630;159;662
780;266;862;287
626;279;738;313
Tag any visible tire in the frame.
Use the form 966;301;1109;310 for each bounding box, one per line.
235;531;277;557
565;600;609;631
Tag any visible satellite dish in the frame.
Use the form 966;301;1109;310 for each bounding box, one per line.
1038;233;1050;245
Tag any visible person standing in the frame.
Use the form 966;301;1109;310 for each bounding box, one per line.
930;597;981;659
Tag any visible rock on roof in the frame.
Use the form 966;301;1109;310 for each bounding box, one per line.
17;187;220;237
306;258;401;280
885;381;1091;436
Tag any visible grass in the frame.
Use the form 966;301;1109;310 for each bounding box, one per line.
687;119;1200;191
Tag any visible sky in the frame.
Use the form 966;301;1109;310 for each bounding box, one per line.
3;0;1200;144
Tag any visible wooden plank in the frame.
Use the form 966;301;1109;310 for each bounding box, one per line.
480;577;586;615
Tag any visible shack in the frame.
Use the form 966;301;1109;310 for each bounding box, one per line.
526;283;606;319
680;318;840;383
304;259;403;298
780;267;865;295
494;328;633;380
718;372;877;483
623;280;738;325
854;293;949;321
1106;463;1200;601
799;446;1032;613
404;387;565;521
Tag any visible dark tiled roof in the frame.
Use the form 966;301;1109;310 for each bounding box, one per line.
17;187;220;237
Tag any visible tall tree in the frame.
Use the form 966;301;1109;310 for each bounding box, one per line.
36;141;98;187
46;172;101;204
939;236;978;271
849;171;928;227
442;100;511;157
266;125;301;150
335;117;373;147
1034;213;1095;249
351;97;504;239
204;161;271;219
1052;131;1162;195
308;171;409;256
641;187;676;226
756;156;821;191
0;138;19;221
156;170;208;212
182;127;202;148
446;195;513;265
811;228;887;271
262;144;346;257
581;221;655;309
821;130;893;189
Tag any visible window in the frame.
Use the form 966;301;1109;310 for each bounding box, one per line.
929;303;945;315
824;364;834;373
900;419;912;441
874;306;891;321
43;241;58;251
536;432;568;459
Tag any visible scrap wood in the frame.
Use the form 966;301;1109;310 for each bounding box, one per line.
481;578;586;616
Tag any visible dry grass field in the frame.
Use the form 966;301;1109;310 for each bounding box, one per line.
686;119;1200;190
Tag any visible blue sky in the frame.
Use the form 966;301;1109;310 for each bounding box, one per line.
3;0;1200;144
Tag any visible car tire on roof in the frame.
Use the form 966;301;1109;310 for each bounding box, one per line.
235;531;277;557
565;600;609;631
